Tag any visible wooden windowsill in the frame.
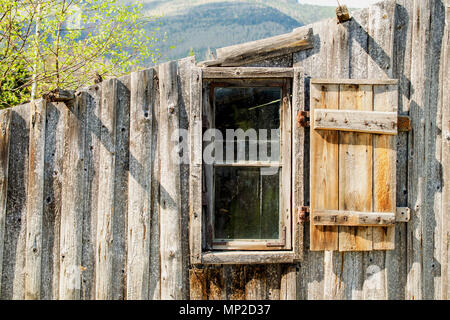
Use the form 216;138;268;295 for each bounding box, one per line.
200;251;297;265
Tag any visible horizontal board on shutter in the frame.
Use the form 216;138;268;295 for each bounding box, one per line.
313;109;398;134
312;210;396;226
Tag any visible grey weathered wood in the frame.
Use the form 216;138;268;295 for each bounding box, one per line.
313;109;398;135
312;210;396;226
0;110;11;298
200;27;313;67
81;84;102;300
311;79;398;85
41;102;65;300
201;251;296;265
25;99;47;300
1;103;30;300
159;61;183;299
126;69;153;300
202;67;294;79
292;68;305;261
395;207;410;222
189;66;203;264
59;94;87;300
95;78;118;300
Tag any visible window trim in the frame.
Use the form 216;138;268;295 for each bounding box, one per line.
189;67;304;265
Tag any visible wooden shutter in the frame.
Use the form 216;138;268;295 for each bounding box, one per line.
310;79;398;251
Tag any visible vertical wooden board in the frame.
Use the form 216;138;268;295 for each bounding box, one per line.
178;57;195;299
41;102;65;300
388;0;413;300
0;110;11;298
113;75;131;300
150;67;161;300
81;84;102;300
95;78;118;300
245;265;266;300
280;265;297;300
25;99;47;300
292;68;305;261
1;104;30;300
126;69;153;300
224;265;245;300
373;84;397;250
189;268;207;300
310;83;339;251
159;61;183;300
266;264;281;300
59;95;88;300
189;66;203;264
440;0;450;300
338;84;373;252
406;0;431;300
207;267;225;300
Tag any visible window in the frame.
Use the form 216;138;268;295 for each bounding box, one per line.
190;67;304;264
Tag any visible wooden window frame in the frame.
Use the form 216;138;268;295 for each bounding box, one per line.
189;67;305;265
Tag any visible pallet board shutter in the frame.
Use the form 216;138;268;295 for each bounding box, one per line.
310;79;398;251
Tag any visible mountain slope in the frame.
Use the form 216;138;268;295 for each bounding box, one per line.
138;0;338;62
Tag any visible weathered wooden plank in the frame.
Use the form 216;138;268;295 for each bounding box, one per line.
81;84;102;300
178;57;195;299
202;67;294;79
207;267;225;300
280;265;297;300
406;0;431;300
59;94;88;300
201;27;313;67
338;84;373;252
292;68;305;261
25;99;47;300
245;265;266;299
312;210;396;226
126;69;154;300
0;110;11;298
189;66;203;264
41;101;65;300
311;79;398;85
373;84;398;250
266;264;281;300
189;268;207;300
313;109;398;135
440;0;450;300
310;83;339;251
1;104;30;299
224;265;245;300
95;78;118;300
112;75;131;300
159;61;183;300
201;252;296;265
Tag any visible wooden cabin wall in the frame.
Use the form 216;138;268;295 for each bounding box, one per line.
0;0;448;300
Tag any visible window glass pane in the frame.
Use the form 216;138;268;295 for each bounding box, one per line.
214;167;280;240
214;87;281;162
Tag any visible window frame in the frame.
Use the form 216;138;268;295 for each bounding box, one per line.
189;67;304;265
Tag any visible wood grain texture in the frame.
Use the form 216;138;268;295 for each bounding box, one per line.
189;66;202;264
59;94;88;300
310;83;339;251
95;79;118;300
0;110;11;298
159;61;183;300
313;210;396;226
1;103;30;299
25;99;47;300
313;109;398;135
202;67;293;79
126;69;154;300
201;27;313;67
